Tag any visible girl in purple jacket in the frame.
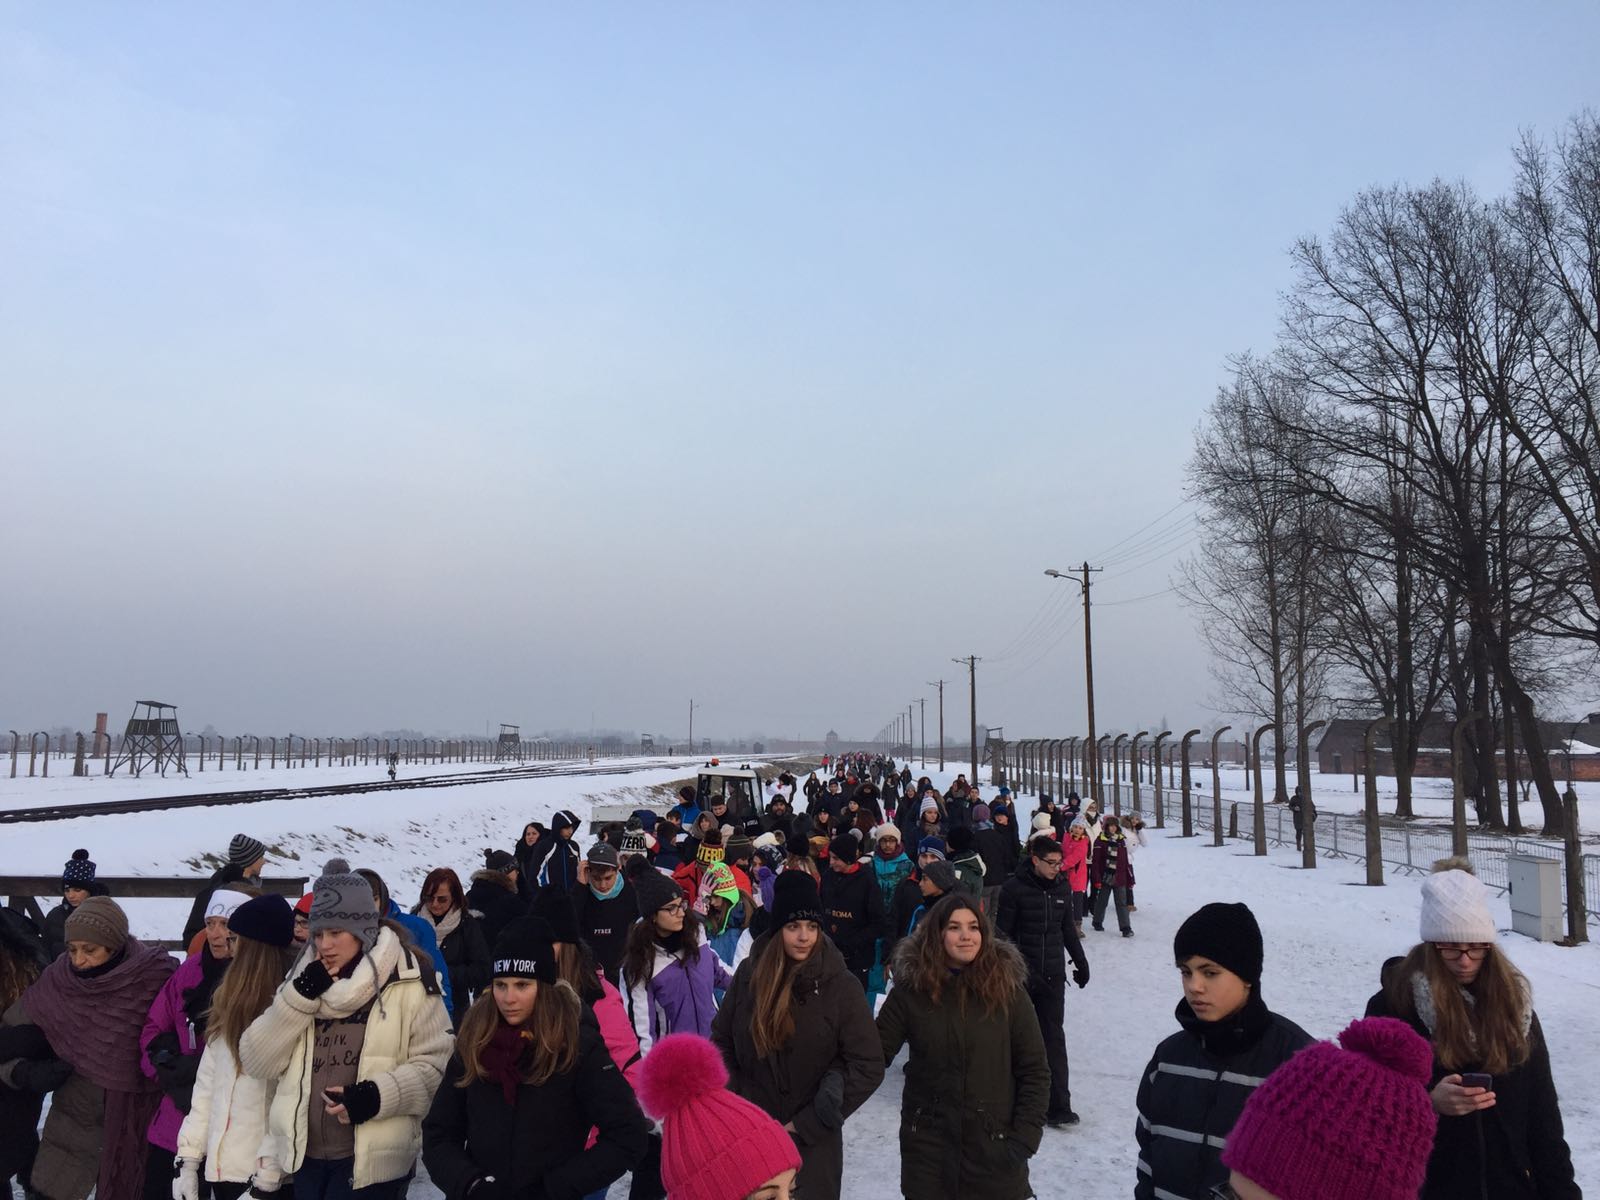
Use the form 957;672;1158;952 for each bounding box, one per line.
139;888;248;1194
621;870;731;1053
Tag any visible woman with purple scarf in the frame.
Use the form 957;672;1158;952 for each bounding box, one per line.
0;896;176;1200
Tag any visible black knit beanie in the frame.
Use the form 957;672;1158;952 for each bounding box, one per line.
632;868;684;918
491;917;557;983
829;834;860;864
1173;902;1264;985
228;894;295;948
769;871;824;928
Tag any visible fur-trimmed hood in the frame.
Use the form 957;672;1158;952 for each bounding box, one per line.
889;920;1029;999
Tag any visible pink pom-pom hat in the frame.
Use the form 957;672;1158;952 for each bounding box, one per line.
1222;1016;1437;1200
637;1033;801;1200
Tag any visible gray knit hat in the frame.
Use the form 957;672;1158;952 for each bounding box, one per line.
228;833;266;868
309;857;380;950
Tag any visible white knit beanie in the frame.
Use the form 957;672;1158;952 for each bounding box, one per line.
1419;869;1496;944
1032;813;1054;832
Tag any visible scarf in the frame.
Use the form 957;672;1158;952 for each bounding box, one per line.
1410;971;1532;1050
285;926;403;1021
183;942;231;1038
589;874;625;902
429;905;463;943
22;939;177;1200
480;1022;536;1106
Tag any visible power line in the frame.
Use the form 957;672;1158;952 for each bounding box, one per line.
1096;585;1180;607
1098;512;1201;568
1090;499;1193;563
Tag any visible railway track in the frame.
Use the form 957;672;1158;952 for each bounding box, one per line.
0;760;672;825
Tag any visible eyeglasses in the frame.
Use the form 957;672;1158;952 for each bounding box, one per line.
1036;857;1063;868
660;900;688;915
1435;943;1491;961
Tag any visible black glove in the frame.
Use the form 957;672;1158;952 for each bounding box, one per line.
12;1056;73;1093
812;1069;846;1131
465;1177;514;1200
1073;964;1090;990
292;959;335;1000
340;1078;382;1125
1003;1135;1032;1167
246;1181;284;1199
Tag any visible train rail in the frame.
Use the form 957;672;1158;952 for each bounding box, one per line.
0;760;669;825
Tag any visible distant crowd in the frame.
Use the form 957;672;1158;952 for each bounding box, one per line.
0;752;1581;1200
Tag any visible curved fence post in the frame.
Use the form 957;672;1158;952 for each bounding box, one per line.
1130;731;1148;816
1252;723;1280;856
1151;731;1171;828
1110;735;1127;815
1451;712;1485;858
1095;735;1110;806
1179;729;1202;836
1363;717;1391;885
1210;727;1232;847
1066;737;1079;794
1298;720;1327;869
253;736;262;769
8;731;18;779
29;732;44;777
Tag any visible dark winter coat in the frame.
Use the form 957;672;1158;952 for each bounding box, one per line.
182;863;253;945
1365;977;1579;1199
1090;834;1135;888
414;907;491;1023
885;875;927;957
513;836;554;901
571;882;637;985
464;870;527;948
877;938;1050;1200
1134;991;1313;1200
993;860;1088;986
420;1011;649;1200
711;936;886;1200
538;836;583;894
974;826;1020;888
818;862;886;975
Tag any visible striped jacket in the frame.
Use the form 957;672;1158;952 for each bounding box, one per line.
1134;993;1312;1200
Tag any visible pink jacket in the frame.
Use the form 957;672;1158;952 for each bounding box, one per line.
139;951;206;1152
1062;834;1090;893
592;971;642;1089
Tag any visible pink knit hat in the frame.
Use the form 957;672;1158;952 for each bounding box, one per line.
637;1034;801;1200
1222;1017;1437;1200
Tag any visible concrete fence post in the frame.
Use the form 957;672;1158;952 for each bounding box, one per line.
1152;732;1171;829
1210;727;1232;848
1130;731;1148;816
1180;729;1203;837
1252;723;1279;856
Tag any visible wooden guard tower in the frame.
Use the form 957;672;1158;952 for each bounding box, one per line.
495;723;521;761
110;700;188;777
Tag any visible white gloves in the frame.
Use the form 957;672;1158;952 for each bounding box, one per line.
172;1159;201;1200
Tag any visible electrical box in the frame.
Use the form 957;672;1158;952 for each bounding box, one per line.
1506;853;1562;942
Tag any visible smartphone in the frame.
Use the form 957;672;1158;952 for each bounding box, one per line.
1460;1072;1493;1090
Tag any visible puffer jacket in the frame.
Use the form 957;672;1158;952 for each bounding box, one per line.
1061;832;1090;893
877;937;1049;1200
175;1036;285;1186
422;1009;648;1200
465;870;527;948
1365;972;1579;1199
139;946;227;1152
238;927;453;1189
623;940;731;1053
711;935;885;1200
1134;990;1313;1200
993;859;1088;985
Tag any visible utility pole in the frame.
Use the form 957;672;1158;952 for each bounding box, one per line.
688;699;697;756
953;655;980;783
919;697;926;768
1045;564;1102;800
907;703;914;761
928;680;945;770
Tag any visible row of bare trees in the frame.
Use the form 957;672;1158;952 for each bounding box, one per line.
1183;112;1600;835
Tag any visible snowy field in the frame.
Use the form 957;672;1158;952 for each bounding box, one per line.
3;759;1595;1196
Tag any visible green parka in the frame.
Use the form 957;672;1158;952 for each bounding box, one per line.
876;936;1049;1200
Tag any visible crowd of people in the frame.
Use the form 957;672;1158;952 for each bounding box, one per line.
0;753;1582;1200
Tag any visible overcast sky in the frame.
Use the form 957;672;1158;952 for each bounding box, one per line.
4;4;1597;743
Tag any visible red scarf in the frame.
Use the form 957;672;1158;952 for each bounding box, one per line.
479;1022;534;1106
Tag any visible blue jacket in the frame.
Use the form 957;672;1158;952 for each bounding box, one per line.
386;900;454;1015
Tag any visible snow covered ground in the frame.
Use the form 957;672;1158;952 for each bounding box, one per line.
4;759;1594;1196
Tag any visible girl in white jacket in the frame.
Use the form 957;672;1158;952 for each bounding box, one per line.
174;894;298;1199
238;860;452;1199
